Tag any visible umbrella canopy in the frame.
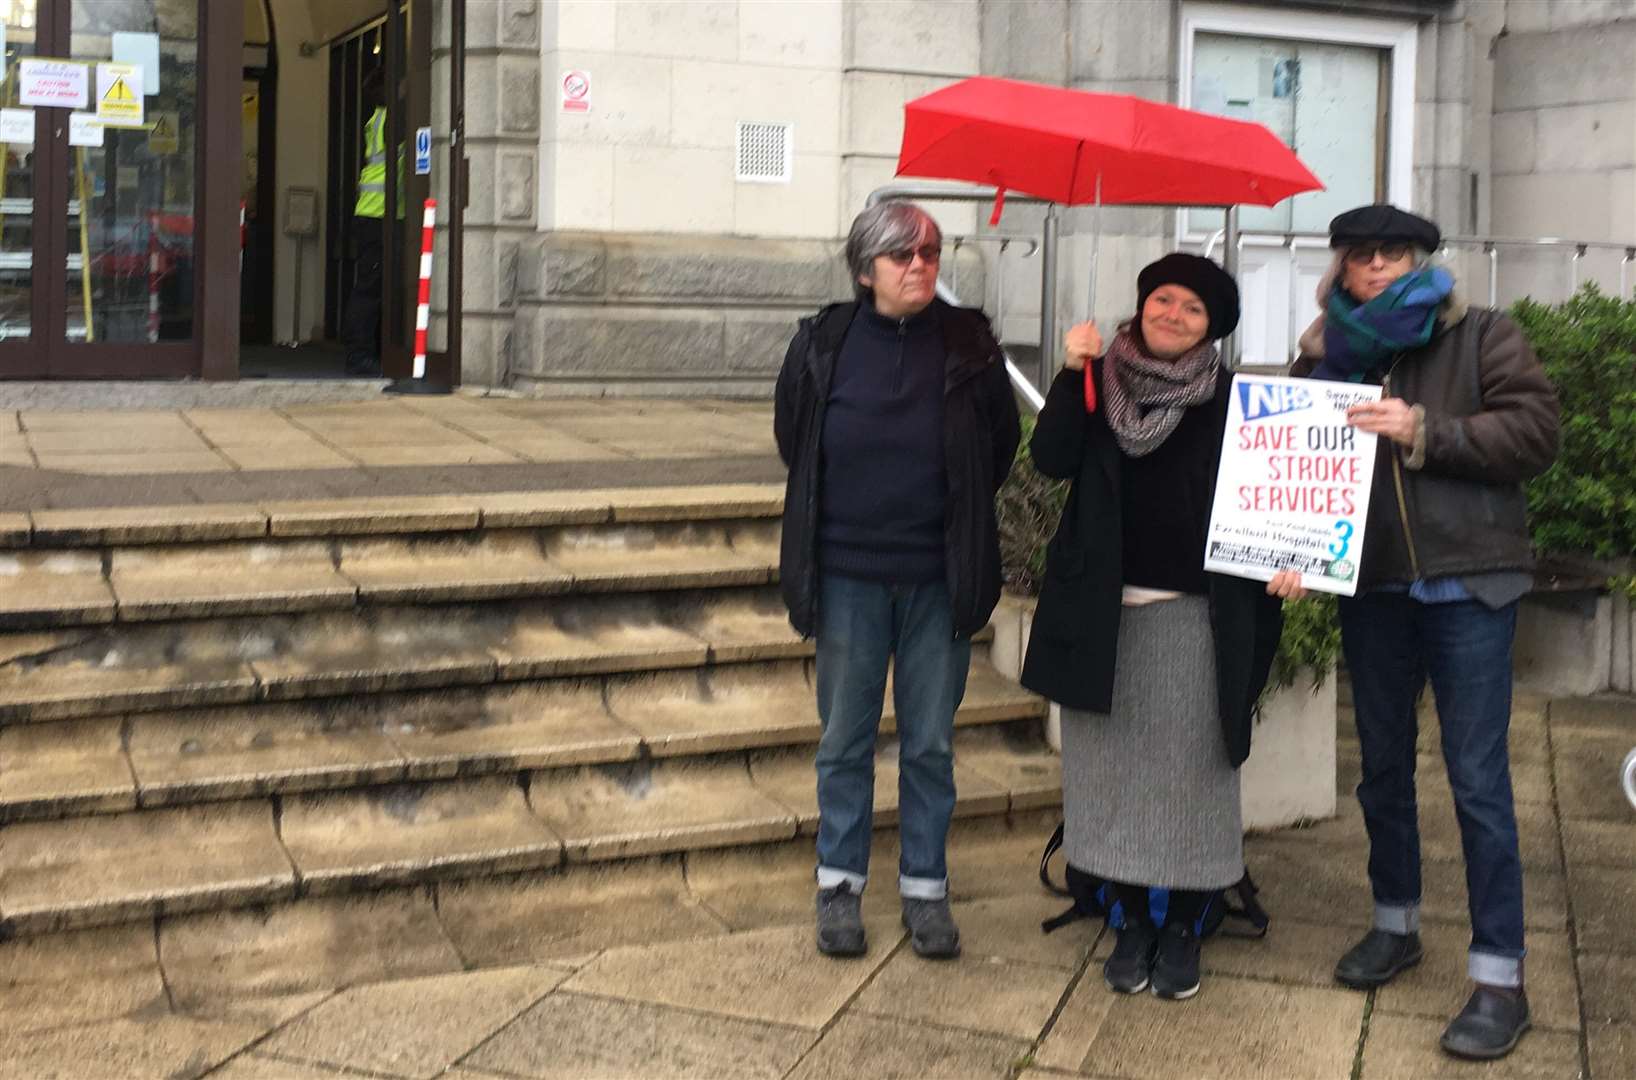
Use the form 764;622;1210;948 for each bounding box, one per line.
897;76;1323;211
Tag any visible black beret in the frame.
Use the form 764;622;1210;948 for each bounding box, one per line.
1328;204;1441;251
1136;252;1240;342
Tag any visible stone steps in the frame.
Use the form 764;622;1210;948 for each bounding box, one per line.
0;483;1055;944
0;654;1041;823
0;503;782;632
0;722;1058;937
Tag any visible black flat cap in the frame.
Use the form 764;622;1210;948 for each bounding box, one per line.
1136;252;1240;341
1328;204;1441;251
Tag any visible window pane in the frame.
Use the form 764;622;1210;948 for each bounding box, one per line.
1189;32;1387;237
67;0;199;343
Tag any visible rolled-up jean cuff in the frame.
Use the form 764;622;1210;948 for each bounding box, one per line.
899;874;948;900
1374;902;1420;935
1469;950;1523;988
816;866;867;893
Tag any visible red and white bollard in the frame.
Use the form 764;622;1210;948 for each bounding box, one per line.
412;198;437;380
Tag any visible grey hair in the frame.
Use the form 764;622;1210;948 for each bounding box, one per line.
845;201;941;298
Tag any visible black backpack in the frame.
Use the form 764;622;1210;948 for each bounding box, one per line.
1037;822;1271;938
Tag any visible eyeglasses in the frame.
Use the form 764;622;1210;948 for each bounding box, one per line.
1344;242;1413;266
884;244;942;266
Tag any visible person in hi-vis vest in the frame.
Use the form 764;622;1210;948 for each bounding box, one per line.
343;71;403;377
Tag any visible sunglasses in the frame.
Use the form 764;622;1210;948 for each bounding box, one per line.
1344;242;1414;266
884;244;942;266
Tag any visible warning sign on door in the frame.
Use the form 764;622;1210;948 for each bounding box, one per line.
148;110;179;154
96;62;144;128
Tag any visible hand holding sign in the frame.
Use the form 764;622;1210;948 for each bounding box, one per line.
1346;397;1417;447
1204;374;1383;596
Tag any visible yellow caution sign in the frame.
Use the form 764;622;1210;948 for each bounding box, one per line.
148;111;178;154
95;62;144;128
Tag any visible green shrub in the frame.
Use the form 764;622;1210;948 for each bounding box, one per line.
1265;593;1341;697
1510;284;1636;560
997;414;1068;595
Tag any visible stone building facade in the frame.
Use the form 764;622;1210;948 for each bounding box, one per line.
438;0;1636;393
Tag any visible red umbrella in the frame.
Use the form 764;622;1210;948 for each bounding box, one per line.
897;76;1323;219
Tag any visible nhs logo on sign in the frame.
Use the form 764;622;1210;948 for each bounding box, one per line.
1238;381;1313;422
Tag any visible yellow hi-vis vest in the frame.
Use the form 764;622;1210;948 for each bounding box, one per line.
354;107;406;219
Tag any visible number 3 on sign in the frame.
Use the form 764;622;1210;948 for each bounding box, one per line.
1329;519;1354;560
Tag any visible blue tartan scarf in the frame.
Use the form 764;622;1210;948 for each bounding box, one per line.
1312;266;1454;382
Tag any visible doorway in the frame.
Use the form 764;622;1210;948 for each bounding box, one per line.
244;0;436;382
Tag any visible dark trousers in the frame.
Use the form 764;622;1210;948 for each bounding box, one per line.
1340;592;1525;976
343;216;383;371
813;574;971;898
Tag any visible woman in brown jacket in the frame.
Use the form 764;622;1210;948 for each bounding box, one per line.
1291;204;1559;1062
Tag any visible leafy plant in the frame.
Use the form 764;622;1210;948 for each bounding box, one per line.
1265;593;1341;698
1510;284;1636;560
997;413;1068;595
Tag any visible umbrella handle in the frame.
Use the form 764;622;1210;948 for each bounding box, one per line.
1083;357;1097;414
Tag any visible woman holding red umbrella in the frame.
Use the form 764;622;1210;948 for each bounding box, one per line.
1021;253;1299;1000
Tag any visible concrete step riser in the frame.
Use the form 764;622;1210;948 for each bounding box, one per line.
0;721;1060;939
0;517;782;631
0;651;1040;824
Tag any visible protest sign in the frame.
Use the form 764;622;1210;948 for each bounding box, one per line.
1204;373;1382;596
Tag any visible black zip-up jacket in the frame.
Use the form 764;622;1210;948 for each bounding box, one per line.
774;298;1022;638
1019;362;1283;768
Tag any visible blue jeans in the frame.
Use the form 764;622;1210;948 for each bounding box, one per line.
1340;592;1526;987
813;574;971;900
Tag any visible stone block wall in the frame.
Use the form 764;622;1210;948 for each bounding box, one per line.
507;231;983;396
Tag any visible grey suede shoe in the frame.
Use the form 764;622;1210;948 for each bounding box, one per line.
816;884;867;957
902;896;961;959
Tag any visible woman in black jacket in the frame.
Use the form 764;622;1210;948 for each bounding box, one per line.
1021;253;1296;1001
773;200;1020;962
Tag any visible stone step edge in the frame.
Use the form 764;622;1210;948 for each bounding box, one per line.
0;551;782;632
0;620;996;726
0;677;1046;824
0;737;1062;939
0;483;785;549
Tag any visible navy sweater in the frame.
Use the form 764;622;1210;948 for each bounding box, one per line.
817;301;947;584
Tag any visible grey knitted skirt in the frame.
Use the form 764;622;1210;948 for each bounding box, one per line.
1059;595;1242;889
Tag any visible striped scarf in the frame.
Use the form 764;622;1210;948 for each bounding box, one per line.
1100;327;1221;458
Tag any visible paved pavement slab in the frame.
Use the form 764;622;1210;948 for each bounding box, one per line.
209;1053;353;1079
160;890;464;1006
258;965;567;1079
1578;950;1636;1025
463;990;815;1080
852;948;1070;1040
1588;1019;1636;1080
1075;975;1363;1079
0;1015;267;1080
1561;817;1636;870
1565;863;1636;955
436;857;725;967
784;1013;1030;1080
0;923;167;1034
1359;1012;1583;1079
563;918;902;1030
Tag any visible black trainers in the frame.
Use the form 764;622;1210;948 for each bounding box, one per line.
1440;987;1531;1060
816;883;866;957
1150;922;1202;1000
1334;929;1423;989
902;896;961;959
1103;921;1158;994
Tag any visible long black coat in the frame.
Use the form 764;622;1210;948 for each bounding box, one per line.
1019;362;1283;768
773;298;1022;638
